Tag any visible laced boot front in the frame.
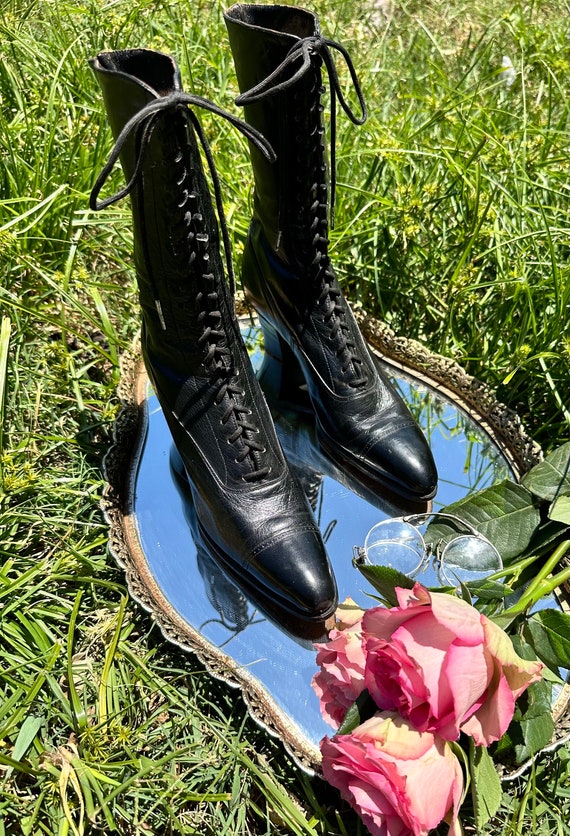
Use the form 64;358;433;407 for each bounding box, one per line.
225;4;438;502
89;48;337;621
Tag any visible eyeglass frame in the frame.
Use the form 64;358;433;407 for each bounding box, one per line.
352;512;502;586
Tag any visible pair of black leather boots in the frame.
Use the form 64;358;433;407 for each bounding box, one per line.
90;3;438;623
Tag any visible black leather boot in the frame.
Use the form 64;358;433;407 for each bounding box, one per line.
89;48;337;621
224;4;438;502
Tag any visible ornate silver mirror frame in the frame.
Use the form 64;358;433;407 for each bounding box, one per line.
102;314;568;775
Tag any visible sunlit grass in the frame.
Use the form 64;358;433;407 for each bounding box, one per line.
0;0;568;833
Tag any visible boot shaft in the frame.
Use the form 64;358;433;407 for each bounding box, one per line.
224;4;328;269
91;50;227;372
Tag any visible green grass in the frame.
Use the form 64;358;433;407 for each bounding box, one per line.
0;0;568;833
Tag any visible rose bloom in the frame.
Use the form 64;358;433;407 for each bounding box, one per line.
313;598;367;728
363;584;543;745
321;711;463;836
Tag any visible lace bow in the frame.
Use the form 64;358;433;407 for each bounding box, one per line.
235;34;368;224
90;91;276;298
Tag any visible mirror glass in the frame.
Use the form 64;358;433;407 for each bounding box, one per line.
126;322;515;762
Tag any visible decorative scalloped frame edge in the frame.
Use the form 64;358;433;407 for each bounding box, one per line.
101;318;569;779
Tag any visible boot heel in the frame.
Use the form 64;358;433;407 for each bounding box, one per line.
256;314;312;413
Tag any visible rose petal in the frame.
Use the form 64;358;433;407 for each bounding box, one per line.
426;588;486;648
460;664;516;745
335;596;366;630
480;615;544;698
321;712;464;836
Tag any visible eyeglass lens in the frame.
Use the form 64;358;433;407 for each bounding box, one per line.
364;520;425;577
440;535;502;584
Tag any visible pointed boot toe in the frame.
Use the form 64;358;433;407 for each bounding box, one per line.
382;427;438;501
355;421;438;501
190;469;339;622
315;388;438;502
251;527;338;621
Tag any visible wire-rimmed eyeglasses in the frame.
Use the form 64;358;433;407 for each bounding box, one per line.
353;513;503;587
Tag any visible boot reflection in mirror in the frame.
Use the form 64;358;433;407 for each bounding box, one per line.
170;448;331;648
89;48;337;622
274;403;432;520
224;4;438;502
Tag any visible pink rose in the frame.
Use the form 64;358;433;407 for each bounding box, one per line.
321;711;464;836
312;598;367;728
363;584;543;745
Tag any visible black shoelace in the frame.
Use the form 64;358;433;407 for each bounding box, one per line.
90;91;276;301
91;92;276;481
235;34;367;226
237;35;368;388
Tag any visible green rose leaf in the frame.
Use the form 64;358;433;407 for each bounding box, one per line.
523;609;570;674
516;713;555;764
352;562;414;605
490;611;521;631
464;579;507;602
521;442;570;501
437;480;539;560
525;518;569;558
549;495;570;525
337;690;377;736
511;679;554;763
469;742;503;830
